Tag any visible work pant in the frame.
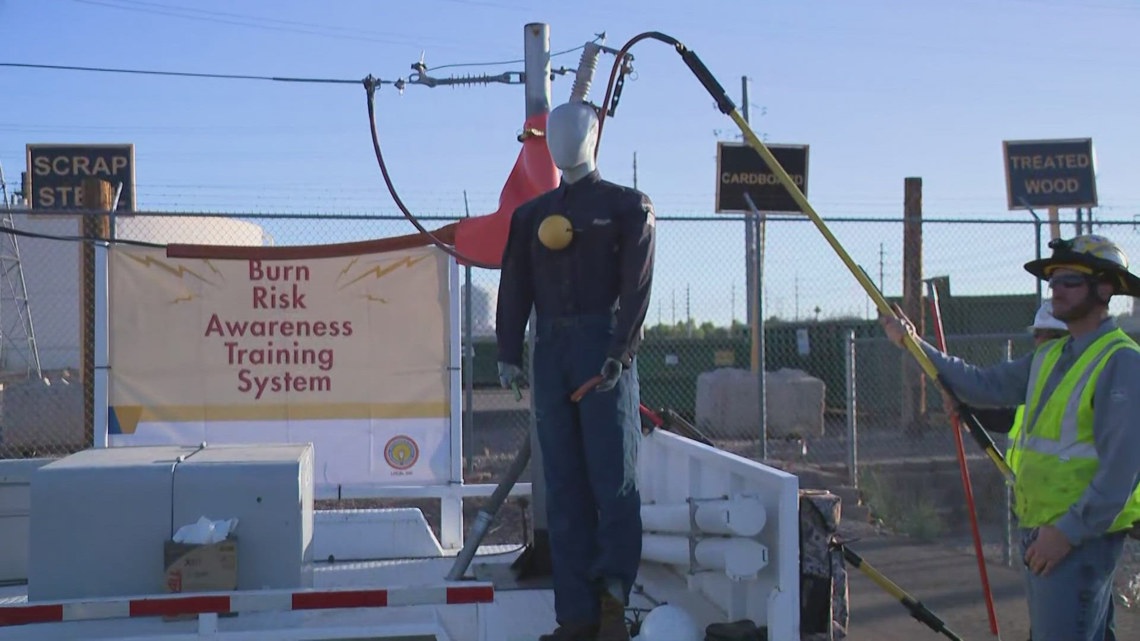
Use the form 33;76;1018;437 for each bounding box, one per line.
1020;526;1125;641
532;314;643;626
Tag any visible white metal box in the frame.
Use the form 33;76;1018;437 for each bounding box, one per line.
171;443;315;590
0;458;54;583
27;445;200;601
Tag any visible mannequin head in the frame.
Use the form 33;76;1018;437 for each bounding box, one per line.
546;101;598;183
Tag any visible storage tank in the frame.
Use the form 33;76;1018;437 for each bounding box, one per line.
0;211;271;454
2;212;271;373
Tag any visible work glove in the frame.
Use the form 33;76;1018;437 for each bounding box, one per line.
497;361;525;390
594;357;625;393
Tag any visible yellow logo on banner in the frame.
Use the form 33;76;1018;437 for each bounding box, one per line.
384;435;420;471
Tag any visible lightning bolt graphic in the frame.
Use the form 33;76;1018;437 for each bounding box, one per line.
124;253;218;287
202;259;225;282
361;294;389;304
170;293;195;304
338;255;428;291
335;257;361;285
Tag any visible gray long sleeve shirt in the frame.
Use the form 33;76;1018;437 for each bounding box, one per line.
919;317;1140;545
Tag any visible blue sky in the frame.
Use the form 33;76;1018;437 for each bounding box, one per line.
3;0;1140;326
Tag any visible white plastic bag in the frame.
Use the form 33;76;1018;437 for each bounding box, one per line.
172;516;239;544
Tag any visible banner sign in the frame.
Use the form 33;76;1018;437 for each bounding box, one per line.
1003;138;1097;209
716;142;809;213
107;244;457;488
26;143;136;212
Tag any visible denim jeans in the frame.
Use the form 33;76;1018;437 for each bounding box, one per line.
1020;526;1125;641
532;314;643;626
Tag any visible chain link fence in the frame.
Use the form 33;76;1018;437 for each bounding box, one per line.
6;211;1140;465
3;206;1139;599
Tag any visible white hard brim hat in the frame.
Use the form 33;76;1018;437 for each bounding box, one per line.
1029;300;1068;332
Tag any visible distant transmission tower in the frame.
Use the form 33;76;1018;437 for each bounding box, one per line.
0;162;42;382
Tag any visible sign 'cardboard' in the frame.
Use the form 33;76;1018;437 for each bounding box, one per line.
716;142;809;214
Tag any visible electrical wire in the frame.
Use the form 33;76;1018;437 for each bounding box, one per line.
1;36;599;85
0;62;367;85
426;37;602;71
0;223;165;249
69;0;453;49
362;76;498;269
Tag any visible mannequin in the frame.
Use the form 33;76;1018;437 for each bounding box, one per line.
496;100;656;641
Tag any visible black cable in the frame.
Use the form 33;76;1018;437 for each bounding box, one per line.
0;223;166;249
0;62;368;85
362;76;499;269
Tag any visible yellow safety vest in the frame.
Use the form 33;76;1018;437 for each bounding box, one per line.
1007;404;1024;475
1013;328;1140;531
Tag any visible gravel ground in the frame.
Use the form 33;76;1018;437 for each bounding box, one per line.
1117;538;1140;609
943;537;1140;611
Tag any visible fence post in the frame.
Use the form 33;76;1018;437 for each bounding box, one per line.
463;262;474;476
1004;338;1014;566
81;177;112;451
1033;217;1043;305
845;330;858;488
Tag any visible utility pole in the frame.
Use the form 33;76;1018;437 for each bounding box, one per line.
632;151;638;190
513;21;553;582
878;243;885;293
686;284;692;337
902;177;925;435
741;74;768;460
795;274;800;322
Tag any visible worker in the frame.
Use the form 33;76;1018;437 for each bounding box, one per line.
495;99;655;641
880;234;1140;641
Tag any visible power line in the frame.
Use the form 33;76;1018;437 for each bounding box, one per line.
425;37;602;71
0;62;367;85
70;0;597;69
69;0;456;49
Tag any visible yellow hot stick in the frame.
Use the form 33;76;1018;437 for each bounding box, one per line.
723;110;1013;483
614;34;1014;483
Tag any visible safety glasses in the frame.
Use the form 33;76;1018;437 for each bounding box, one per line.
1048;273;1087;290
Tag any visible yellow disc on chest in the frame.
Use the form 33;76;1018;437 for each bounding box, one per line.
537;214;574;250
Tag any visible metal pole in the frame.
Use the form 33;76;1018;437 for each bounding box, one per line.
744;192;767;460
521;20;551;572
524;23;552;118
462;191;475;476
845;330;858;488
1004;338;1014;567
742;77;755;329
1020;198;1044;305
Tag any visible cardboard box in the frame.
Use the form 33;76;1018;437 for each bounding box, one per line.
164;538;237;594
